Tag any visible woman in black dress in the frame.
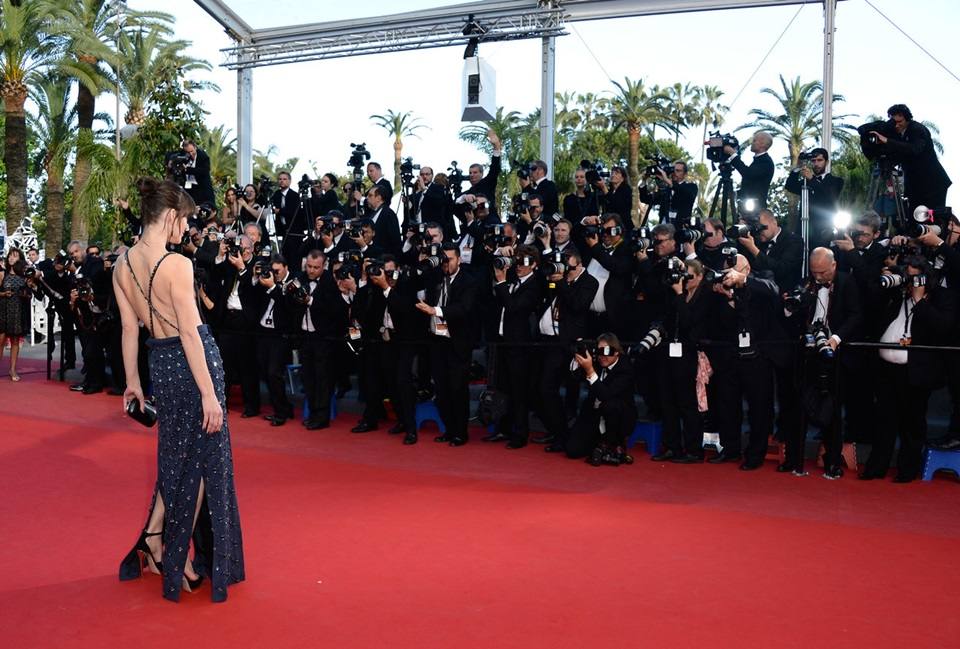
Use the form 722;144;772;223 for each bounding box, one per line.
0;248;29;381
116;178;244;602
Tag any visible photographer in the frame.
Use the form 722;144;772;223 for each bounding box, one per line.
566;333;637;466
536;248;599;454
860;104;951;211
735;209;804;293
689;218;732;268
213;234;261;417
453;195;498;268
41;251;78;371
514;192;545;244
584;213;634;337
529;160;560;218
287;250;349;431
538;218;576;258
242;254;295;426
172;139;215;208
402;221;444;268
353;162;394;213
310;173;343;217
409;167;452;233
782;247;862;478
221;185;242;229
238;183;266;226
785;148;844;248
271;171;299;243
861;256;957;482
364;185;401;256
415;243;479;447
596;166;632;232
563;168;601;226
346;219;384;259
482;245;544;450
300;210;356;262
723;130;774;210
639;160;698;225
463;129;503;220
68;267;115;395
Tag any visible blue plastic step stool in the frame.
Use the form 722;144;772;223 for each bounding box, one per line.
415;400;446;433
922;448;960;481
628;421;663;455
302;393;337;422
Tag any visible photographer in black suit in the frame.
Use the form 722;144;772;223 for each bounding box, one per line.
409;167;452;233
566;333;637;466
483;245;544;449
309;173;343;217
861;104;951;211
736;209;804;293
723;130;775;210
462;129;503;221
861;256;957;482
529;159;560;218
242;254;295;426
352;162;394;212
785;148;844;248
639;160;698;224
271;170;299;243
299;210;357;262
595;166;632;232
288;250;349;430
583;213;634;337
364;185;401;256
415;243;478;446
178;139;215;208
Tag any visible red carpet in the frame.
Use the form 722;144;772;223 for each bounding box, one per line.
1;358;959;648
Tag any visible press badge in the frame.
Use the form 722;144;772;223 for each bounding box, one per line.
435;322;450;337
349;326;361;340
669;342;683;358
738;332;751;348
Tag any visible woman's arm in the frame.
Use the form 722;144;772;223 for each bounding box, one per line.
167;256;223;433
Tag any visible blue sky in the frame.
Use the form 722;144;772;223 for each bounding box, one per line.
128;0;960;205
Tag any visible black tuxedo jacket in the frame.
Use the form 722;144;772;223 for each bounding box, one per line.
310;190;342;217
531;178;560;217
271;188;301;239
356;279;423;343
785;271;863;350
563;191;601;226
285;271;348;338
583;357;637;421
732;152;774;208
213;260;259;329
465;154;501;219
408;183;449;225
584;240;633;326
493;273;544;341
745;230;805;293
860;119;951;209
785;171;844;245
181;149;215;207
424;269;479;351
711;275;791;370
372;177;394;207
539;270;599;343
602;183;633;230
240;272;297;334
876;287;957;388
369;206;401;256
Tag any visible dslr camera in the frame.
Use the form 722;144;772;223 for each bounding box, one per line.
580;159;610;186
513;160;533;181
285;279;310;303
661;257;692;285
706;131;739;164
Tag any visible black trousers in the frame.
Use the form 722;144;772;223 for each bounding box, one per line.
393;343;418;435
430;337;472;442
658;354;703;456
256;331;292;419
79;328;105;388
493;340;532;444
106;325;124;389
219;314;260;414
58;309;77;367
537;343;571;448
361;339;396;425
566;400;636;459
300;336;333;424
712;355;774;465
864;360;931;479
785;353;843;470
843;351;877;444
947;357;960;435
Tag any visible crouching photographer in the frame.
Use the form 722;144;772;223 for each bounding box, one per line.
860;257;957;482
565;334;637;466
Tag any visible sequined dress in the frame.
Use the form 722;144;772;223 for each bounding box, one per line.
119;252;245;602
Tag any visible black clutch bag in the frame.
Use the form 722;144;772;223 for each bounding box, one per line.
126;398;158;428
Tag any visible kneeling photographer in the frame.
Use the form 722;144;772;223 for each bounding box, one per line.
860;257;957;482
566;334;637;466
482;246;544;450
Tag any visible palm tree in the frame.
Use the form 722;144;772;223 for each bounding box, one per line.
695;85;728;163
44;0;173;241
607;77;671;224
369;109;428;193
0;0;59;235
664;82;701;145
199;124;237;188
29;72;76;256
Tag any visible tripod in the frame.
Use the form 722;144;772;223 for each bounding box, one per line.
708;163;739;226
799;174;811;276
866;157;907;234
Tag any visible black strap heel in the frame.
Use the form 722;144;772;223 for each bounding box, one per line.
119;529;163;581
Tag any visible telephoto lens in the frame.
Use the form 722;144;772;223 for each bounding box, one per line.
532;221;549;238
493;256;515;271
676;228;703;244
813;328;835;359
879;272;905;289
631;324;665;357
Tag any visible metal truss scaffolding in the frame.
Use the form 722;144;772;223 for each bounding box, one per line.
192;0;837;184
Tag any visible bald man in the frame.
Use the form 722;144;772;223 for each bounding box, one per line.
724;130;775;211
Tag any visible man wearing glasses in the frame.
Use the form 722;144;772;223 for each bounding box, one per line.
409;166;452;234
785;147;844;250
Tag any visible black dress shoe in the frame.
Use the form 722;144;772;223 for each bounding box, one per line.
448;437;467;447
587;448;604;466
776;462;796;473
739;461;763;471
531;434;555;445
544;443;566;453
708;452;740;464
69;383;86;392
892;474;916;483
403;432;418;445
351;421;378;433
858;472;882;481
506;440;527;449
651;450;676;462
305;419;330;430
82;385;103;395
269;416;287;427
434;434;451;443
670;454;704;464
388;423;406;435
241;410;259;419
823;465;844;480
482;432;509;443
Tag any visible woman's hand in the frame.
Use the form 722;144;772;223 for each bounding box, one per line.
201;392;224;434
123;384;145;414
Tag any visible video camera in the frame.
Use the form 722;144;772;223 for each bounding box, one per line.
645;156;673;178
400;157;420;188
447;161;468;197
348;143;371;175
166;152;191;187
706;131;739;164
256;175;274;205
580;159;610;186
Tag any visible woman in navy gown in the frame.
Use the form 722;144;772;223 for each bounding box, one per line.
116;178;244;602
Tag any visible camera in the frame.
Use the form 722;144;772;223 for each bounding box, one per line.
627;227;652;254
631;324;666;357
197;204;214;221
348;143;371;176
446;161;468;197
879;268;905;289
347;221;364;239
285;279;309;303
23;266;38;280
726;222;766;239
484;223;510;248
297;174;314;193
336;250;363;268
706;131;739;164
580;159;610;185
76;278;93;299
805;323;835;359
334;264;358;281
783;286;813;314
676;227;703;245
419;244;444;271
256;175;274;205
645;156;673;178
703;267;729;284
166;152;190;186
513;160;533;180
400;157;420;188
492;255;514;271
582;224;600;238
532;220;550;239
540;250;569;276
572;338;594;358
255;262;272;279
662;257;691;285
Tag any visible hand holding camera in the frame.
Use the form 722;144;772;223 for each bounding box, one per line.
832;232;855;252
574;350;595;375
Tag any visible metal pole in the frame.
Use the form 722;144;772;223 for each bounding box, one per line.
237;66;253;184
539;35;556;179
821;0;836;158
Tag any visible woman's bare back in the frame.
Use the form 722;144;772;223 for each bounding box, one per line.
114;245;186;339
